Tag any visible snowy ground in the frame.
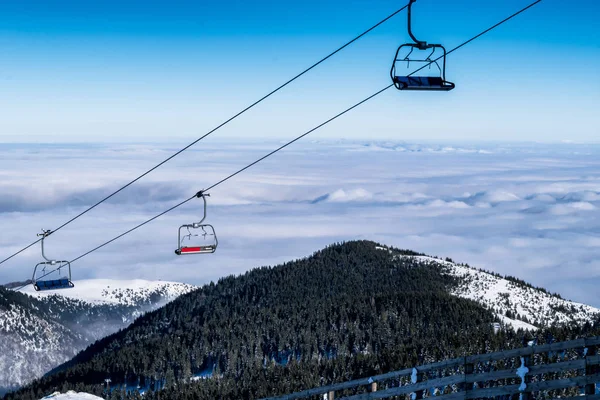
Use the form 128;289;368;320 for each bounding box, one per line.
41;391;102;400
2;278;197;391
390;251;600;330
447;260;600;327
1;140;599;307
20;279;197;306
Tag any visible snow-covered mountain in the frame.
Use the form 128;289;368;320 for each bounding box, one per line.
446;259;599;328
0;280;196;395
375;246;600;331
21;279;196;307
0;291;82;397
6;246;600;398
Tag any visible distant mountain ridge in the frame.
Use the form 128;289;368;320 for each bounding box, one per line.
7;241;599;400
0;280;196;395
20;279;196;307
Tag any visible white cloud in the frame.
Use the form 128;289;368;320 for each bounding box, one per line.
320;188;373;203
549;202;596;215
1;140;599;307
470;190;522;204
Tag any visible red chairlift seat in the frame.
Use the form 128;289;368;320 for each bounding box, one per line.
176;245;216;255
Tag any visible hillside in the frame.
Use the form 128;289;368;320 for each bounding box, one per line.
386;252;600;329
6;241;600;400
0;280;196;395
0;289;82;397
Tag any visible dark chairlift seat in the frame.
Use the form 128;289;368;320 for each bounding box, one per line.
34;278;74;291
392;76;455;91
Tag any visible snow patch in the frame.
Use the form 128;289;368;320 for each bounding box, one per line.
395;255;600;330
41;391;103;399
21;279;196;306
497;315;537;332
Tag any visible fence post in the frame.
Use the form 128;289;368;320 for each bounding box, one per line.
464;360;474;398
585;346;598;396
328;390;335;400
367;377;377;393
412;368;425;400
520;355;532;400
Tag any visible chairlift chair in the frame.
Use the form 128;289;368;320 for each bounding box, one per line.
390;0;455;91
175;192;218;255
32;230;74;291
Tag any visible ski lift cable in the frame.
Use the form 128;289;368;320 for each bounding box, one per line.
14;0;543;291
0;3;412;268
201;0;544;193
69;83;392;265
12;197;196;292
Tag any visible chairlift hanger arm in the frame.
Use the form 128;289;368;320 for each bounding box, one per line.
37;230;54;262
406;1;444;51
194;192;209;226
407;0;428;49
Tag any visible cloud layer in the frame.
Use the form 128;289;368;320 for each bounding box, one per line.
1;140;599;307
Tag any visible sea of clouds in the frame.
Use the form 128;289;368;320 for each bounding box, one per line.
0;140;599;306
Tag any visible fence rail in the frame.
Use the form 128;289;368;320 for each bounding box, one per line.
261;336;600;400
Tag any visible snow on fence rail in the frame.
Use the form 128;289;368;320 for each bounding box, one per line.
261;336;600;400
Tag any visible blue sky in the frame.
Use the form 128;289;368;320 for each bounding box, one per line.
0;0;599;142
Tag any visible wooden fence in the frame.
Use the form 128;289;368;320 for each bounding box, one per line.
261;336;600;400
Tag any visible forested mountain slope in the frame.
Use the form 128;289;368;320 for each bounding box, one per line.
0;288;82;396
0;280;195;395
7;241;600;400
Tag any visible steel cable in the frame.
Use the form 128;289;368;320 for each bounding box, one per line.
15;0;543;290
